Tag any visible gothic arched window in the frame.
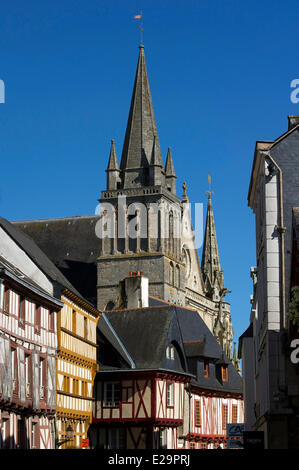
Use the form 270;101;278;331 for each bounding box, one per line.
170;262;174;286
176;265;180;288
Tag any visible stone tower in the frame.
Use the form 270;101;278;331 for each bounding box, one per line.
96;44;234;359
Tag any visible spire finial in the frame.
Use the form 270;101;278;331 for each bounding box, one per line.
205;173;214;200
134;12;144;45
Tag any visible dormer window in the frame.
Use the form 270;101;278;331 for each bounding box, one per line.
166;345;175;360
204;360;209;378
221;365;228;382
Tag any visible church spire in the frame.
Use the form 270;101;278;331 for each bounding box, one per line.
120;45;163;189
106;139;120;190
201;176;224;298
165;147;176;194
107;139;119;171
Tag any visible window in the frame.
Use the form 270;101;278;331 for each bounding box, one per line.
40;358;44;398
104;382;120;407
189;442;195;449
222;365;228;382
232;404;238;423
170;262;174;285
19;295;25;327
35;304;41;334
1;419;8;449
72;310;76;334
195;400;201;427
167;382;174;407
176;265;180;287
11;349;16;390
204;360;209;378
49;310;55;332
160;429;167;449
32;423;37;449
84;317;88;340
17;418;26;449
25;354;31;397
222;404;228;430
108;428;125;449
166;345;175;360
4;287;10;314
63;376;70;393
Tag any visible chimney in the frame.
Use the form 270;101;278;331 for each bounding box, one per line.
120;271;149;309
288;115;299;130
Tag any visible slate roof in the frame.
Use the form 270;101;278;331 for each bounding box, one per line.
97;296;242;395
0;217;82;299
0;255;63;307
12;215;100;306
102;306;175;370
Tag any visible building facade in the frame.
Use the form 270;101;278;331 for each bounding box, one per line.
239;116;299;448
0;218;62;449
91;272;243;449
56;289;100;449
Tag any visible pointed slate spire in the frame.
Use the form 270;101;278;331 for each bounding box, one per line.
120;45;163;188
232;342;241;373
165;148;177;194
201;181;224;298
106;139;120;190
165;147;176;177
107;139;119;171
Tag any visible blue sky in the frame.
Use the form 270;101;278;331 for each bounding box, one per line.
1;0;299;344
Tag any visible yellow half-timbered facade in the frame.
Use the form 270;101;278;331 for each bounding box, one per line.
56;289;100;449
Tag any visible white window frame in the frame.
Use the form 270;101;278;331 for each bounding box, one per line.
103;382;120;407
167;382;174;407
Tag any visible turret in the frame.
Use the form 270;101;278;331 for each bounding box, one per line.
106;139;121;190
165;147;176;194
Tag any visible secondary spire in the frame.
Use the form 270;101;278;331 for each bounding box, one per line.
201;175;224;299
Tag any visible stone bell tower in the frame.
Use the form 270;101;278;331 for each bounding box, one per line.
96;45;204;311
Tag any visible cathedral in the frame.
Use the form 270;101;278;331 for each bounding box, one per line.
14;44;236;365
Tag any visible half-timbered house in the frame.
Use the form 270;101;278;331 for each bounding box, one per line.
0;218;63;449
90;272;243;449
0;217;101;449
56;289;100;449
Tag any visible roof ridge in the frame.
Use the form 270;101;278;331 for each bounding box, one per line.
12;214;100;223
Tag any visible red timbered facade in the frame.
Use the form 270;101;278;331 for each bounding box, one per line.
184;387;244;449
90;275;244;449
93;370;191;449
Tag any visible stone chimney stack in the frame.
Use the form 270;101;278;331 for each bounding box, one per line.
121;271;149;309
288;115;299;130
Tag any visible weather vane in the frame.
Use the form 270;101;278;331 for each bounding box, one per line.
134;12;144;45
206;173;214;199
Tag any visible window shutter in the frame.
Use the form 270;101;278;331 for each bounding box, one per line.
47;355;56;409
0;336;13;400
